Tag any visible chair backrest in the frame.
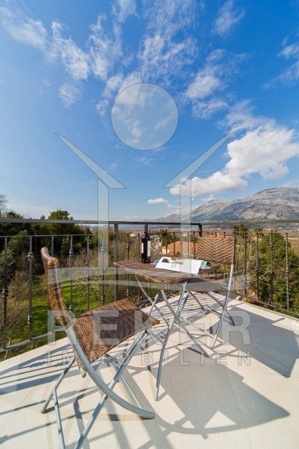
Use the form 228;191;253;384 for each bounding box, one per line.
41;247;71;328
197;236;235;265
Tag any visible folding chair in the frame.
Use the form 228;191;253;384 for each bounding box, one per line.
41;247;159;449
186;236;236;347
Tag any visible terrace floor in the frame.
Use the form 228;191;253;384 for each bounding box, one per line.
1;297;299;449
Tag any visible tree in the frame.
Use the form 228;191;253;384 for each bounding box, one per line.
248;231;299;314
233;223;249;238
0;210;33;252
37;209;83;236
38;209;86;258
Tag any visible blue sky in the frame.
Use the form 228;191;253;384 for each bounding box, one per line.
1;0;299;221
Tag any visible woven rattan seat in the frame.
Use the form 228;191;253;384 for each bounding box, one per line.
74;299;158;363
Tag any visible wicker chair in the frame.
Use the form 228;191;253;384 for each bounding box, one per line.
41;247;159;449
186;236;236;347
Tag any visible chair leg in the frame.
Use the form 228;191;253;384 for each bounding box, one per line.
42;332;154;449
41;355;76;449
74;331;152;449
41;355;75;414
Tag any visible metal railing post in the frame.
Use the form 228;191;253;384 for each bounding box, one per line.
51;235;54;255
100;234;105;304
27;236;34;339
126;233;130;260
285;232;290;311
86;235;91;310
125;233;130;300
198;223;202;237
269;232;274;305
255;233;260;301
69;236;74;312
243;229;248;296
2;237;8;349
114;224;119;301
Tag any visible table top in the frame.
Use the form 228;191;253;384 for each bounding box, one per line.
113;259;227;292
114;259;192;284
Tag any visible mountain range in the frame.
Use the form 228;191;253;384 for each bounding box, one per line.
159;188;299;222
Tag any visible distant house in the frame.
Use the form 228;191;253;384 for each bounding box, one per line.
161;232;228;257
206;232;227;238
161;241;199;258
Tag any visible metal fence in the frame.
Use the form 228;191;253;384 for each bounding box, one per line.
1;218;299;357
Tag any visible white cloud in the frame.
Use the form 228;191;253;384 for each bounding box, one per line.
145;0;196;39
50;22;89;81
0;7;47;49
279;42;299;59
154;113;178;131
223;100;267;132
118;72;142;90
192;98;228;119
88;15;123;81
170;121;299;197
59;82;81;108
138;0;196;81
106;73;124;92
185;49;244;119
113;0;137;23
134;157;153;166
185;49;227;112
0;7;89;106
131;122;144;139
148;198;168;204
0;6;125;108
170;173;247;196
0;1;199;115
114;82;146;107
225;124;299;180
96;99;110;117
138;34;195;81
271;61;299;86
186;67;221;100
0;0;246;127
97;72;142;119
213;0;245;37
266;37;299;87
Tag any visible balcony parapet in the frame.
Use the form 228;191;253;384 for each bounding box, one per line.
1;218;299;358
